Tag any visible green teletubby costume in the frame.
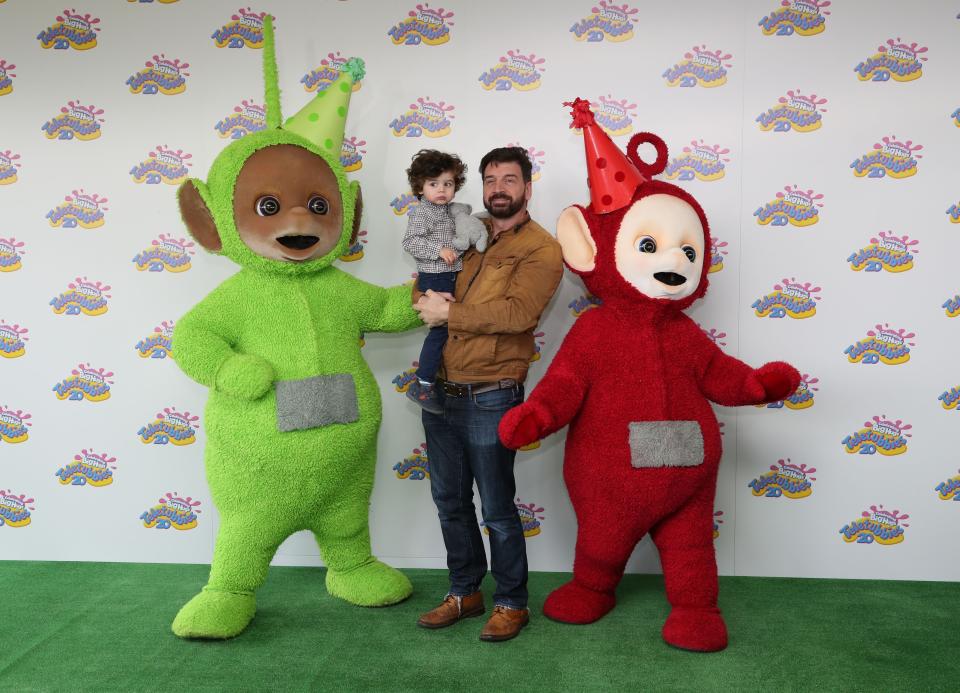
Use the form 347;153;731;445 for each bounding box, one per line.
170;16;420;639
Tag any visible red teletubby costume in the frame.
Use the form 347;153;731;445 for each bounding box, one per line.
498;99;801;652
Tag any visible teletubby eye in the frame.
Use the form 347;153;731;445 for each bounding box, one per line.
682;245;697;263
256;195;280;217
637;236;657;253
307;195;329;215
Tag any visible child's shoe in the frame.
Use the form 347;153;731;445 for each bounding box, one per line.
406;379;443;415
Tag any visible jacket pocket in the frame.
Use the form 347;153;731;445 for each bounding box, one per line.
628;421;704;468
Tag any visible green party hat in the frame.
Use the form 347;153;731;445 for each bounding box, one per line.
283;57;365;154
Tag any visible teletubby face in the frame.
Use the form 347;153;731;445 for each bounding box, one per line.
613;194;704;300
233;145;344;263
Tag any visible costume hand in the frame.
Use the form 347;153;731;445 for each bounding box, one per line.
414;290;453;327
215;353;274;401
498;401;550;450
439;247;458;266
754;362;802;402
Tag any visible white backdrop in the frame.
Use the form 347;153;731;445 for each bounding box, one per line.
1;0;958;582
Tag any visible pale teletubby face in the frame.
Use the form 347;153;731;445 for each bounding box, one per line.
612;193;705;300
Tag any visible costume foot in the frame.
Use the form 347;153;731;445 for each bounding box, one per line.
406;380;443;415
326;558;413;607
662;607;728;652
171;588;256;639
543;580;616;624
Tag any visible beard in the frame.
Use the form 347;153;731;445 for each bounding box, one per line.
483;192;525;219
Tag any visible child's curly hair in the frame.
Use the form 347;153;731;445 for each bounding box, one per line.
406;149;467;196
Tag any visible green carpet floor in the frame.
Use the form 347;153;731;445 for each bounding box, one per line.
0;562;956;692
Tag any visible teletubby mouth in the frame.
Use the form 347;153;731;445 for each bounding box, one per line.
277;235;320;250
654;271;687;286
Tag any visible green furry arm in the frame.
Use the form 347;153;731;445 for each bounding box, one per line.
172;283;274;400
345;274;422;334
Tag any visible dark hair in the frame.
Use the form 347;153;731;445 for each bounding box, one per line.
406;149;467;196
478;146;533;183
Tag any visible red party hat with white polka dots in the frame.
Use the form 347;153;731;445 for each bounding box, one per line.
565;97;647;214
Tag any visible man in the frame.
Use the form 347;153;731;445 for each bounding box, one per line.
413;147;563;642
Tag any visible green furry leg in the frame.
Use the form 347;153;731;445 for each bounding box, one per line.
325;557;413;606
172;587;256;639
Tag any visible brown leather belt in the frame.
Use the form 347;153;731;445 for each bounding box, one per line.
438;378;518;398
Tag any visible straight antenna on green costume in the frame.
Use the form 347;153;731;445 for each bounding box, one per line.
262;15;282;128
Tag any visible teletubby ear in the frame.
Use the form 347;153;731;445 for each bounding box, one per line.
178;179;221;252
556;205;596;272
349;181;362;247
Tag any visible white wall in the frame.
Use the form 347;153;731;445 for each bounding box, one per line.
1;0;958;581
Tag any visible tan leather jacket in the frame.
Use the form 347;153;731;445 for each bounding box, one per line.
439;215;563;384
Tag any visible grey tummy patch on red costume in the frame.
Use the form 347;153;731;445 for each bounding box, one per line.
275;373;359;432
628;421;704;468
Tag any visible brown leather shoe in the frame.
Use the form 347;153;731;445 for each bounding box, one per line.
479;604;529;642
417;592;485;629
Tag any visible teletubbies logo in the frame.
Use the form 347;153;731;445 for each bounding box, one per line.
392;363;419;393
302;52;363;93
53;363;114;402
215;99;266;139
839;505;908;545
0;320;28;359
133;234;195;273
0;60;16;96
130;146;192;185
340;136;366;172
948;200;960;223
664;140;730;182
390;97;455;137
569;293;602;318
855;39;928;83
50;277;111;316
393;443;429;480
507;143;545;181
212;8;266;49
529;331;546;362
851;136;922;179
0;406;31;444
340;230;368;262
570;1;638;42
572;96;636;137
754;185;823;227
388;3;454;46
712;510;724;539
0;237;25;272
751;278;821;319
126;54;190;95
759;373;819;410
939;386;960;411
943;295;960;318
844;324;915;366
758;0;830;36
41;101;104;141
0;491;34;528
848;231;917;273
138;407;199;445
135;320;174;359
935;470;960;501
55;448;116;486
663;45;733;88
0;150;20;184
47;189;108;229
141;492;202;530
749;458;816;498
756;90;827;132
842;415;911;456
37;9;101;50
390;192;420;216
483;499;545;537
479;50;546;92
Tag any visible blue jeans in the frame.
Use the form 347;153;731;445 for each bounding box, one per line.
415;271;457;382
422;385;528;608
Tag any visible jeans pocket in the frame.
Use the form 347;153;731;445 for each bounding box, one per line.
473;387;523;412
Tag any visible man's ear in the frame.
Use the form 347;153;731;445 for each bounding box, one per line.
556;205;596;272
178;179;221;252
349;181;363;246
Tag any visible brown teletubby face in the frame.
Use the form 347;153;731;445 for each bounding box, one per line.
231;144;345;263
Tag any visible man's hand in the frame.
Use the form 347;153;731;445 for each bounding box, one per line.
415;290;453;327
438;247;458;266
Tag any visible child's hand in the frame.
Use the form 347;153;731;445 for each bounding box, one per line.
439;247;458;266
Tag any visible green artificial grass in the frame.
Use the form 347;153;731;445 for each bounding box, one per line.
1;562;956;692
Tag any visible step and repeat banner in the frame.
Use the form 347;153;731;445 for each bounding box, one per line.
1;0;958;581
